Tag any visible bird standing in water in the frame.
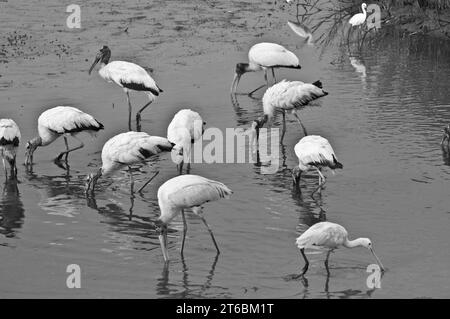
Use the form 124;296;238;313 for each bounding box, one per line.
0;119;21;179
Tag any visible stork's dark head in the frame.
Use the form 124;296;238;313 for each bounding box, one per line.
231;63;251;94
291;166;302;187
24;136;42;167
89;45;111;75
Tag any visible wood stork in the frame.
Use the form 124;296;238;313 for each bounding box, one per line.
441;124;450;146
157;174;232;262
85;131;174;196
292;135;343;196
167;109;205;174
349;3;367;27
88;46;163;131
0;119;21;179
231;42;301;95
287;21;314;46
251;80;328;143
295;221;384;276
25;106;104;167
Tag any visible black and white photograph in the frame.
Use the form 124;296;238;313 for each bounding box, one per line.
1;0;450;303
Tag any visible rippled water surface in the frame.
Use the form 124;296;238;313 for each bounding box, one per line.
1;0;450;298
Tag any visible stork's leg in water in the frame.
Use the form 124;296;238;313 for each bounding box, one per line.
311;167;326;197
271;68;277;83
181;209;187;256
292;110;308;136
200;215;220;255
280;111;286;144
126;91;132;131
57;136;84;162
136;101;152;132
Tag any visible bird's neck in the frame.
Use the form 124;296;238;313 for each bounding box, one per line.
247;63;261;72
31;136;43;147
362;5;367;15
344;238;365;248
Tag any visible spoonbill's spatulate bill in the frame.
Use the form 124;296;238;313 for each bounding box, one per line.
85;131;174;196
287;20;314;46
167;109;205;174
296;222;384;276
88;46;163;131
231;42;301;95
292;135;343;196
157;174;232;262
0;119;21;178
24;106;104;167
251;80;328;143
349;3;368;27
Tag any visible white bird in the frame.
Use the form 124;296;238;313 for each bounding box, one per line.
292;135;343;196
252;80;328;143
167;109;205;174
287;20;314;46
88;46;163;131
349;3;368;27
85;131;174;196
0;119;21;179
231;42;301;95
157;174;232;262
295;221;384;276
25;106;104;166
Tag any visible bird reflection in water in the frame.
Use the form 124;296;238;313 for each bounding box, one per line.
0;178;24;238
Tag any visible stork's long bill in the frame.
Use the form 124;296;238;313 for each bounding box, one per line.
370;247;385;271
159;224;169;262
230;73;241;93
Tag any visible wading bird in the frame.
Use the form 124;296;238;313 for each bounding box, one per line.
231;42;301;95
85;131;174;196
88;46;163;131
441;124;450;146
287;21;314;46
251;80;328;143
167;109;205;174
292;135;343;196
349;3;367;28
296;221;384;276
0;119;21;178
25;106;104;167
157;174;232;262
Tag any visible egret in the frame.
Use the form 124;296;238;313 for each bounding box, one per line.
287;21;314;46
157;174;232;262
231;42;301;95
88;46;163;131
251;80;328;143
25;106;104;167
292;135;343;196
167;109;205;174
85;131;174;196
349;3;367;28
296;221;384;276
0;119;21;178
441;124;450;146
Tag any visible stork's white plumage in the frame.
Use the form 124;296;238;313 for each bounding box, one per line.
231;42;301;94
157;174;232;262
349;3;367;27
252;80;328;143
0;119;21;178
85;131;174;195
167;109;204;174
89;46;162;131
25;106;104;166
292;135;342;196
295;222;384;276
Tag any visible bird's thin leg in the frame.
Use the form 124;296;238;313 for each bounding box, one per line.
264;69;269;87
2;158;7;179
181;209;187;256
281;110;286;144
324;249;332;275
247;84;266;97
56;136;84;162
300;248;309;276
292;110;308;136
186;162;191;174
11;156;17;178
200;215;220;255
136;101;152;132
128;166;134;195
64;136;69;162
311;167;326;196
178;161;184;175
271;68;277;83
126;91;132;131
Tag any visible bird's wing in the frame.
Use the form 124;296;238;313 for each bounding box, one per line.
249;43;299;67
296;222;347;249
287;83;328;109
167;179;232;208
295;136;336;166
39;106;103;134
0;119;20;145
167;109;204;144
106;61;160;95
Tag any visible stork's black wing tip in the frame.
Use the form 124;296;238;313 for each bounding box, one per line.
312;80;323;88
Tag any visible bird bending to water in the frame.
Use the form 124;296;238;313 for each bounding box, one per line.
85;131;174;196
251;80;328;143
296;221;384;276
287;21;314;46
167;109;205;174
88;46;163;131
24;106;104;167
231;42;301;95
349;3;367;27
441;124;450;146
0;119;21;179
292;135;343;196
157;174;232;262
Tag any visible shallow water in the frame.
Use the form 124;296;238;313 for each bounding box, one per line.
1;0;450;298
